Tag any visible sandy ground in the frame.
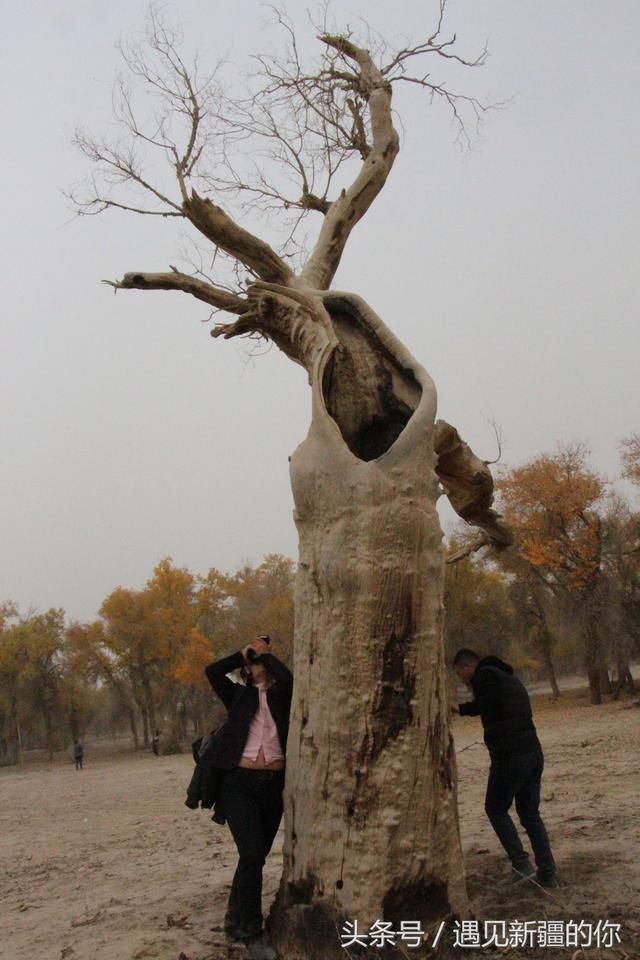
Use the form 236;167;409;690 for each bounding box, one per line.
1;691;638;960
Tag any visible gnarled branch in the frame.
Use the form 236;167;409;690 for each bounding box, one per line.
434;420;513;549
106;271;248;315
183;191;293;284
211;281;334;374
299;36;399;289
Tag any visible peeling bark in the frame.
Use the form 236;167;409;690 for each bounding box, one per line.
183;191;293;284
433;422;512;549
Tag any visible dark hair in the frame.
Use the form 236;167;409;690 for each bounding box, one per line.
241;661;272;687
453;648;480;668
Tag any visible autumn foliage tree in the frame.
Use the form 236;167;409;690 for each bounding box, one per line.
66;554;295;751
222;554;295;663
66;617;144;748
497;444;612;703
443;548;516;663
0;554;293;763
0;605;98;763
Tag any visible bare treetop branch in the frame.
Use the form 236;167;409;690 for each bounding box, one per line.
72;2;493;299
299;35;399;288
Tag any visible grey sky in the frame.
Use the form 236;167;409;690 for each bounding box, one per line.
2;0;639;622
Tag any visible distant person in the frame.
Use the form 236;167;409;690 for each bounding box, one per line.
151;730;160;756
72;739;84;771
205;635;293;960
452;648;557;888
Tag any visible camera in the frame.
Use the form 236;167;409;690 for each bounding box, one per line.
246;648;258;663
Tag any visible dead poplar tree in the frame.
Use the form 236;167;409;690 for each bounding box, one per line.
71;5;511;956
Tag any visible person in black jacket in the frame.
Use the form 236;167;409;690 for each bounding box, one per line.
205;635;293;960
453;648;557;887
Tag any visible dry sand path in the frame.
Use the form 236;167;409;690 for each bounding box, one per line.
1;693;638;960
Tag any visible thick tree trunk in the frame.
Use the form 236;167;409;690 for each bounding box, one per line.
270;328;466;958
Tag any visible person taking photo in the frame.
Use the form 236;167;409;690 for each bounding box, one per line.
205;635;293;960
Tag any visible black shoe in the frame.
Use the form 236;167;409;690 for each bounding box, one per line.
501;860;536;885
536;871;559;888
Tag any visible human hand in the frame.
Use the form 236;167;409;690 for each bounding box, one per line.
242;636;271;662
250;636;271;657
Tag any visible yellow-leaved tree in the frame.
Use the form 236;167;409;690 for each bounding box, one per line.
497;444;610;703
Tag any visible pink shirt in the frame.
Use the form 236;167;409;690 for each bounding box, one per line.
241;684;284;764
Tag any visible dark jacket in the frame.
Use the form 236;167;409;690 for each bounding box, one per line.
185;727;226;811
458;656;541;759
185;650;293;814
204;650;293;769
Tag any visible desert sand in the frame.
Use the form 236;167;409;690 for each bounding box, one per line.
1;691;638;960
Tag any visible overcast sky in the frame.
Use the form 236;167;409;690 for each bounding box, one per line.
2;0;639;623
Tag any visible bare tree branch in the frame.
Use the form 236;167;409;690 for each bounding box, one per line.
299;34;399;288
71;2;493;287
484;419;504;466
182;190;293;283
105;270;249;314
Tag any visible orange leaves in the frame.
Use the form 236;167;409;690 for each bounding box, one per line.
221;554;295;663
497;444;605;595
82;554;294;699
171;628;211;688
144;558;198;663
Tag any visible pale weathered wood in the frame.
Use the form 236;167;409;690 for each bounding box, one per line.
182;191;293;285
300;37;400;290
110;271;249;314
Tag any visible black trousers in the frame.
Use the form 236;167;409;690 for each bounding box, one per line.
484;749;555;878
223;767;285;936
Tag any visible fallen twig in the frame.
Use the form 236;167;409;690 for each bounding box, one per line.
71;909;104;927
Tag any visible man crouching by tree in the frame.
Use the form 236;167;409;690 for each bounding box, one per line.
205;636;293;960
452;648;558;888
